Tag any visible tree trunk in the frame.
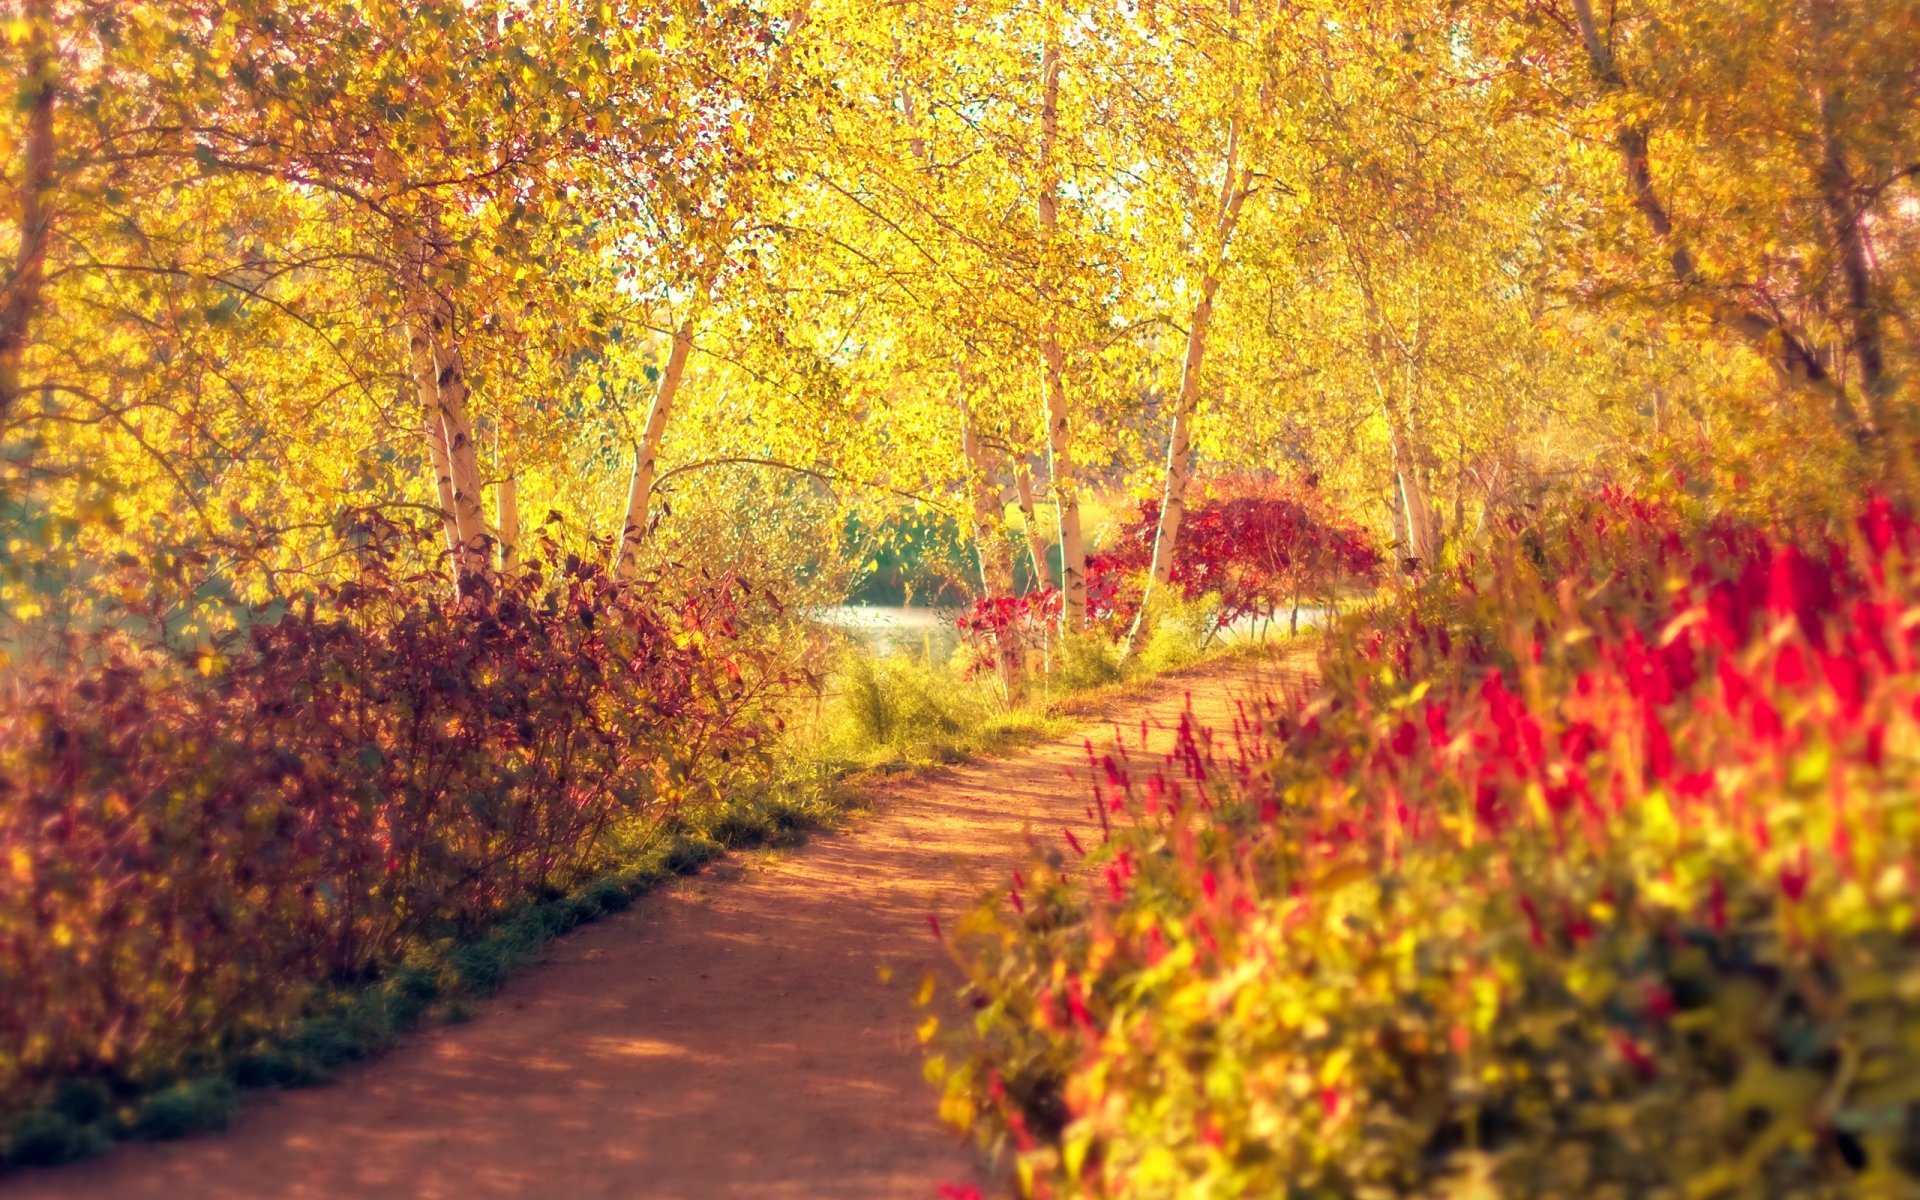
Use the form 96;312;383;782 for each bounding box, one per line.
419;382;461;562
436;342;488;574
497;471;520;573
1013;460;1053;591
1568;0;1868;439
960;388;1020;697
406;303;487;587
606;4;809;576
1817;88;1895;436
612;310;698;581
1389;414;1438;569
1386;483;1408;588
0;0;56;425
960;402;1017;600
1127;107;1253;655
1037;28;1087;632
389;169;491;596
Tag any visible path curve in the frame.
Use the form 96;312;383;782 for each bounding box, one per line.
6;656;1307;1200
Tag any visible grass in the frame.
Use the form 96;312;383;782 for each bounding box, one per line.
801;608;1321;777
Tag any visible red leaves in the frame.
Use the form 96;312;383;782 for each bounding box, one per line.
1389;719;1419;758
1610;1028;1658;1081
941;485;1920;1195
0;529;773;1095
1779;846;1812;903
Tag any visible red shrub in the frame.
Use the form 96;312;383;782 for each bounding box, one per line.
955;479;1378;671
939;487;1920;1195
0;516;772;1105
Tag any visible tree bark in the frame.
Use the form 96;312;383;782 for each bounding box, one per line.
1567;0;1868;438
497;471;520;573
605;1;810;574
0;0;56;425
960;399;1017;600
435;341;488;573
1037;26;1088;631
419;381;461;561
1013;459;1053;591
1127;106;1254;654
611;310;698;581
398;198;490;594
960;387;1019;696
1817;88;1894;437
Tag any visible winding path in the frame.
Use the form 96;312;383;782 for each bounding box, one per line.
7;656;1306;1200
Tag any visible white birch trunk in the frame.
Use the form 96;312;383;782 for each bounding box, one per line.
393;180;490;594
418;379;460;562
1388;414;1439;568
407;314;488;588
960;390;1020;697
612;311;698;581
1126;116;1253;654
1037;29;1087;631
497;472;520;574
604;2;811;575
1013;461;1053;591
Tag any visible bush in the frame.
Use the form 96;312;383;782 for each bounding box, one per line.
1127;593;1212;677
0;516;777;1142
1049;633;1125;694
935;488;1920;1196
1088;478;1380;637
954;477;1377;682
837;654;964;750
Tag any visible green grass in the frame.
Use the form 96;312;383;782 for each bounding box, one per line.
800;611;1318;778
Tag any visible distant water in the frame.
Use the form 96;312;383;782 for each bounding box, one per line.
1218;604;1333;642
814;602;1333;662
813;605;961;661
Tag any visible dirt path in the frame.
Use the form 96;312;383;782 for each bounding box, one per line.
7;656;1308;1200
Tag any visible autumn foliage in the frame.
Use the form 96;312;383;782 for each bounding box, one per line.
0;519;776;1145
1088;480;1380;635
936;488;1920;1195
956;480;1377;675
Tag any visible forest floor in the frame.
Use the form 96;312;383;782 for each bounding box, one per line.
6;654;1310;1200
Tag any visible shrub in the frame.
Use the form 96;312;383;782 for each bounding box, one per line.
836;654;964;750
0;515;777;1140
954;478;1377;679
935;488;1920;1197
1089;478;1380;638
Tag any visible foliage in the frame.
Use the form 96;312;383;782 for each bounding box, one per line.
934;487;1920;1197
1093;480;1381;637
0;517;783;1154
808;649;1061;771
956;479;1376;676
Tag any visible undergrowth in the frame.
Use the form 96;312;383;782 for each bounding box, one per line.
2;598;1297;1173
0;768;856;1170
807;612;1315;776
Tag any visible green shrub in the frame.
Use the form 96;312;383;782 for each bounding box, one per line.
132;1079;237;1141
1126;593;1212;678
830;654;978;759
1049;633;1124;694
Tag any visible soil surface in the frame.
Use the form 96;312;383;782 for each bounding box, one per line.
7;655;1308;1200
